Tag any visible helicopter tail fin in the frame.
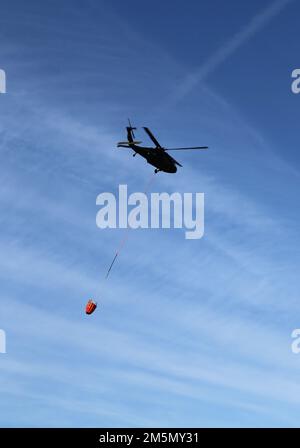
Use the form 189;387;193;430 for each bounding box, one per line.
126;126;136;144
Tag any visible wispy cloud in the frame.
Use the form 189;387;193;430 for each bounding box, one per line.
166;0;294;105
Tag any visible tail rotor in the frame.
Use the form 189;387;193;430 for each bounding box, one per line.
128;118;136;139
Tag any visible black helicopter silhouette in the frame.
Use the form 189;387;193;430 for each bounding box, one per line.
117;120;208;174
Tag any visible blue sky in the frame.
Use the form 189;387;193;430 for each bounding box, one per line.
0;0;300;427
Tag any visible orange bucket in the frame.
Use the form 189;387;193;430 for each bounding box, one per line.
85;299;97;315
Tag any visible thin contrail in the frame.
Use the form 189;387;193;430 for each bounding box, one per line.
168;0;294;105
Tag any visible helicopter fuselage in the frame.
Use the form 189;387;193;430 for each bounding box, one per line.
117;124;207;174
127;144;177;173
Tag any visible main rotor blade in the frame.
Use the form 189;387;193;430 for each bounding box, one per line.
143;127;162;148
174;159;182;167
165;146;208;151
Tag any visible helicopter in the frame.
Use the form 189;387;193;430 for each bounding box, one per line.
117;120;208;173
